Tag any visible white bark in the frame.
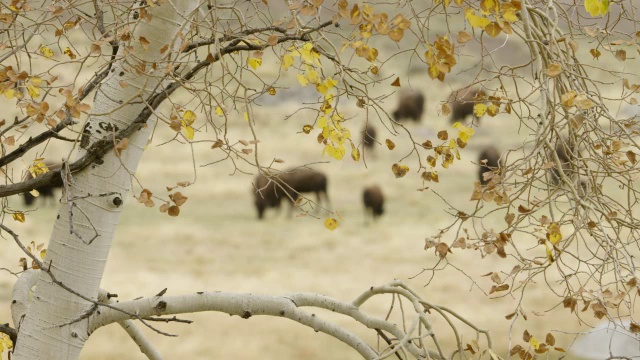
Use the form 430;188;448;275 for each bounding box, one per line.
87;282;448;360
12;2;201;359
96;290;162;360
10;269;38;331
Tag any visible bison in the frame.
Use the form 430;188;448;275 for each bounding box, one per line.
253;168;329;219
363;185;384;220
478;146;502;185
253;174;284;219
280;168;329;208
23;160;63;206
362;124;377;151
550;137;579;186
449;88;484;125
392;90;425;122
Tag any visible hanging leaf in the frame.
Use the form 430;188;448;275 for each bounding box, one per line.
324;218;338;230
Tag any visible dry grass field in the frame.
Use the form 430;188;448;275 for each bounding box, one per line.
1;6;639;359
0;93;607;359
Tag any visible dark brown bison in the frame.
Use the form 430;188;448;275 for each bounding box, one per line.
23;160;63;206
253;174;285;219
550;137;579;185
363;185;384;220
449;88;484;125
253;168;329;219
281;168;329;208
392;90;425;122
478;146;502;185
362;124;377;151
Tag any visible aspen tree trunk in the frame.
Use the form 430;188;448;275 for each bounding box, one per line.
12;2;200;359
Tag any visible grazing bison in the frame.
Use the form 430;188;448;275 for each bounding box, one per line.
253;174;285;219
281;168;329;208
362;124;377;151
23;161;63;206
550;137;579;185
253;168;329;219
392;90;425;122
363;185;384;220
449;88;484;125
478;146;502;185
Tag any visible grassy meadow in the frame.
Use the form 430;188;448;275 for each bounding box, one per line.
1;5;639;359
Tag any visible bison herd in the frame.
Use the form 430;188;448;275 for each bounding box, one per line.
252;87;486;221
251;86;585;221
14;88;582;217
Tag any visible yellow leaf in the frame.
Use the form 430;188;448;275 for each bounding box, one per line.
12;212;25;223
351;143;360;161
297;73;309;86
388;28;404;42
385;139;396;150
63;47;76;59
561;90;577;107
473;103;487;117
584;0;609;17
547;222;562;244
306;69;319;84
40;249;47;259
281;54;294;70
546;63;563;77
366;47;378;62
29;189;39;197
4;88;15;99
324;77;337;89
29;160;50;177
27;85;40;99
316;83;328;94
182;110;197;125
215;106;224;116
485;22;501;37
428;65;440;80
243;112;249;122
317;116;328;128
481;0;500;13
302;125;313;134
545;243;554;263
465;8;491;29
29;77;43;86
40;46;54;59
299;42;321;65
248;58;262;70
574;94;595;110
503;9;518;22
487;104;500;117
324;218;338;230
181;122;194;140
453;121;476;142
0;333;13;351
529;336;540;350
325;144;345;159
267;86;276;95
391;163;409;178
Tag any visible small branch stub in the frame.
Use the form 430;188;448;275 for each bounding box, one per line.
112;197;123;207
